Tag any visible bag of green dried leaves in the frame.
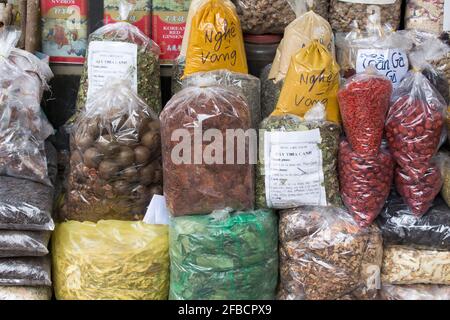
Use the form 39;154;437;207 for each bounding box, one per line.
256;103;341;209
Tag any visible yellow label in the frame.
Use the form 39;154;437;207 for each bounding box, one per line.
272;40;341;123
183;0;248;77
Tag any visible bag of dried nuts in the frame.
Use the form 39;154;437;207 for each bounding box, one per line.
278;206;383;300
232;0;329;35
160;85;254;217
339;140;394;227
329;0;402;33
64;80;162;222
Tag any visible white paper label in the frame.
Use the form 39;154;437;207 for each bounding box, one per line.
356;49;408;87
143;195;170;225
264;129;327;209
338;0;395;4
444;0;450;32
87;41;138;103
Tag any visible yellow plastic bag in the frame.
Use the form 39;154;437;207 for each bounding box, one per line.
272;40;341;123
183;0;248;77
52;220;169;300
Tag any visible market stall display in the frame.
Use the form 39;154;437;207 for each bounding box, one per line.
169;209;278;300
52;220;169;300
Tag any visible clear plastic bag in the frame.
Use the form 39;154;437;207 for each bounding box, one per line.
233;0;329;35
260;64;283;120
386;71;446;179
395;162;443;217
0;256;51;286
378;193;450;250
178;70;261;129
380;284;450;300
169;209;278;300
257;106;341;209
338;70;392;155
339;140;394;227
440;151;450;207
74;2;161;122
0;286;52;300
278;206;383;300
405;0;446;35
52;220;169;300
329;0;402;33
0;231;50;258
0;29;54;186
64;80;162;223
336;23;412;84
160;85;254;216
382;246;450;285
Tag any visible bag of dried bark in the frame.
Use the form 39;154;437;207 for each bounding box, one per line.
160;85;254;216
278;206;383;300
380;284;450;300
329;0;402;33
0;28;55;186
0;256;51;286
177;69;261;129
169;208;278;300
53;220;169;300
382;246;450;285
0;286;52;300
232;0;329;35
378;193;450;250
0;231;50;258
336;21;412;86
64;79;162;223
73;1;161;123
257;104;341;209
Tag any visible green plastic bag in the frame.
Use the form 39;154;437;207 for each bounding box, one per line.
169;209;278;300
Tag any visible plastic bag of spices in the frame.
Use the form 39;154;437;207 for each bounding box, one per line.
257;104;341;209
0;29;55;186
0;231;50;258
339;140;394;227
278;206;383;300
378;193;450;250
380;284;450;300
329;0;402;33
64;80;162;223
73;1;161;122
0;286;52;300
440;152;450;207
271;40;340;123
177;70;261;129
405;0;447;35
53;221;169;300
338;70;392;155
169;209;278;300
160;85;254;217
382;246;450;285
0;256;51;286
386;71;446;178
232;0;329;35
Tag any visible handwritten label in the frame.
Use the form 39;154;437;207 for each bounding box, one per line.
264;129;327;209
201;20;238;66
356;49;408;87
294;69;336;107
87;41;137;103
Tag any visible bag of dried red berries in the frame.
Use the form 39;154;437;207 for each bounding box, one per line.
338;140;394;227
337;68;392;156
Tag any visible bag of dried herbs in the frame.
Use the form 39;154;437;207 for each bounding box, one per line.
176;69;261;129
171;0;248;91
64;79;162;223
262;10;335;117
169;208;278;300
52;220;169;300
0;231;50;258
0;286;52;300
0;28;55;186
73;1;161;123
279;206;383;300
257;103;341;209
0;256;51;286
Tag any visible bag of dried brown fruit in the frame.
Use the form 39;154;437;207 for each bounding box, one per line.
64;79;162;223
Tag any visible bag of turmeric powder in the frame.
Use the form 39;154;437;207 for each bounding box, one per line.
272;40;341;123
183;0;248;78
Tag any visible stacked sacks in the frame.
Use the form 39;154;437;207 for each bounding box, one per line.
0;29;55;300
